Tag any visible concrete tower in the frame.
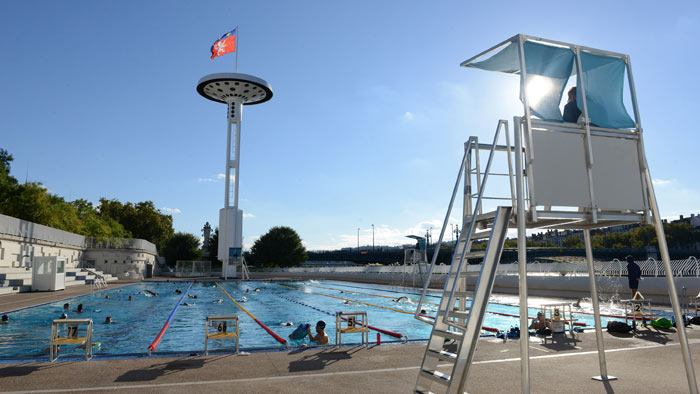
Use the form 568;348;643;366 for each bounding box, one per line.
196;73;273;278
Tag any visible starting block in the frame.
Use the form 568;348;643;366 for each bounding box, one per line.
49;318;93;362
539;303;578;344
335;311;370;347
621;292;657;331
204;315;239;355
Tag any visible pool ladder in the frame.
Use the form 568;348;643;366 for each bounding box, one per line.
413;122;513;394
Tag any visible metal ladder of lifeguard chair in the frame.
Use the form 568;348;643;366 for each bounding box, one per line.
414;121;513;394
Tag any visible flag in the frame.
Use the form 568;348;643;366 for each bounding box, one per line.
210;28;237;60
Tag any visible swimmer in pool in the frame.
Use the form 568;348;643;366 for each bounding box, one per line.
63;303;69;310
103;316;115;324
105;295;110;299
128;296;134;301
1;314;9;324
77;304;84;313
215;299;224;304
307;321;329;345
145;290;158;296
187;294;197;299
393;296;408;303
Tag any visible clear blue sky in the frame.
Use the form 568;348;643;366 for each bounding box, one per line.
2;1;698;250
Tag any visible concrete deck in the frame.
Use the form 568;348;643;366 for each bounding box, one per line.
0;281;137;314
1;282;699;393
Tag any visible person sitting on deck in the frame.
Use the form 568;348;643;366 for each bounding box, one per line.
307;320;329;345
529;312;552;331
563;86;582;123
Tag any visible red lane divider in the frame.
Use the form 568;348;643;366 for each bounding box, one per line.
276;294;403;339
216;283;287;345
148;281;193;354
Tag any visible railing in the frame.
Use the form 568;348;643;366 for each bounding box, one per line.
84;237;157;254
252;257;700;278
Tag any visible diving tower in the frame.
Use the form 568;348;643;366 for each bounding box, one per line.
197;73;273;280
413;34;698;394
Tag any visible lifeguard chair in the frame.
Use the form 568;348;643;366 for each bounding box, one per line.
335;311;370;347
204;315;239;355
49;318;93;362
413;34;698;394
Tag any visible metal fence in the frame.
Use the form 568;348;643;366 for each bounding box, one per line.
175;260;212;277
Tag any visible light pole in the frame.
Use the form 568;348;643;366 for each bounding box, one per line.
371;224;375;252
357;227;360;252
450;224;455;243
455;224;460;243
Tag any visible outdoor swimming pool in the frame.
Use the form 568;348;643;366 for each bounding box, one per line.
0;280;669;360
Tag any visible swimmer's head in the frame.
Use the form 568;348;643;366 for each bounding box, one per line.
316;320;326;330
60;313;68;319
63;303;69;309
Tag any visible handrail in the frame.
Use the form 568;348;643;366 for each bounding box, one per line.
147;281;193;355
215;283;287;345
414;140;473;321
443;121;506;327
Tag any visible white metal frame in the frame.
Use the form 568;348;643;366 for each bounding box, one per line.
335;311;370;347
204;315;239;355
414;34;697;394
49;318;93;362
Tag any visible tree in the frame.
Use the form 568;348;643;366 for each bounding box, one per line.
162;232;202;267
250;226;307;267
205;228;222;268
98;198;174;252
562;235;583;248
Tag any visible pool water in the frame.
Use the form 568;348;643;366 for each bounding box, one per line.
0;280;668;359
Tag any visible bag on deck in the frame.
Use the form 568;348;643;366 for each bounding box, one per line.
651;318;673;329
606;321;632;333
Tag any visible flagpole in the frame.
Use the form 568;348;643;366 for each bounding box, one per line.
235;25;239;73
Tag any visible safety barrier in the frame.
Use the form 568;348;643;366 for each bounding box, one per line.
215;283;287;346
49;318;93;362
204;315;239;355
147;281;193;355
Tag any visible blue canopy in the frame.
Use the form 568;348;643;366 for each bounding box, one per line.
465;40;635;129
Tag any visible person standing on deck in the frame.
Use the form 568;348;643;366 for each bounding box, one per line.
626;255;642;298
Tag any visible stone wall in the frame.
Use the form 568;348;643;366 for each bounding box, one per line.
0;213;157;279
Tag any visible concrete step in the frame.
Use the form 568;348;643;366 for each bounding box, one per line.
0;285;31;295
0;272;33;280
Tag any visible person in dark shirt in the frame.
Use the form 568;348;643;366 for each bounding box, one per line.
563;86;582;123
626;255;642;298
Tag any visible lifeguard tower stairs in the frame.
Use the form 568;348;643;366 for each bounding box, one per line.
412;34;698;394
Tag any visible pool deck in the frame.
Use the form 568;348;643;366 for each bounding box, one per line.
0;281;137;314
1;282;699;393
0;328;698;393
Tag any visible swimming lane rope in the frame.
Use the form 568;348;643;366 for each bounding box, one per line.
301;283;586;327
215;282;287;346
148;281;193;355
274;293;404;339
275;283;511;334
